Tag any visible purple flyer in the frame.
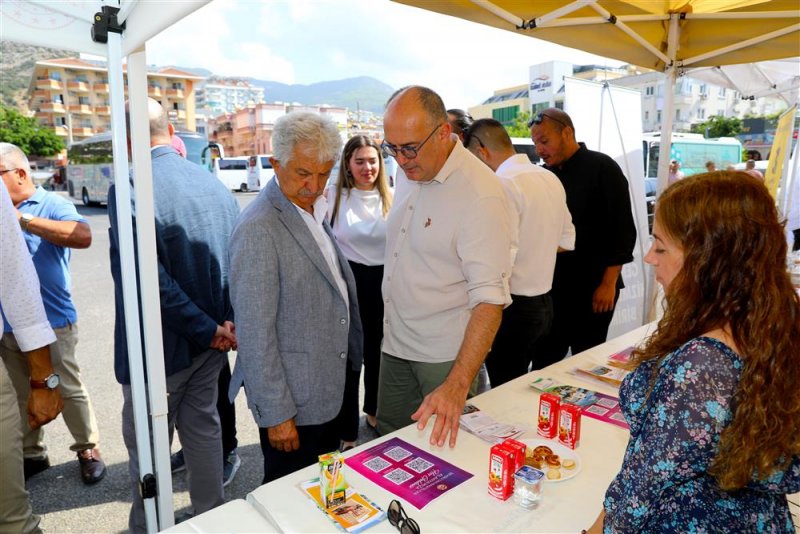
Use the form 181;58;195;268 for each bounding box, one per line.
348;437;473;509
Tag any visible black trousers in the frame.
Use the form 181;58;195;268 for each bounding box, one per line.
535;283;620;370
485;293;552;387
259;417;340;484
217;358;237;455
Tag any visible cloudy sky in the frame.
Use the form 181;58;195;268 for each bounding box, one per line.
147;0;622;109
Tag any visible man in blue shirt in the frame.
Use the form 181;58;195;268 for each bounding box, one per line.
0;142;106;485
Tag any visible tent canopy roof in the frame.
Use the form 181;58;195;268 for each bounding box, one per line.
394;0;800;71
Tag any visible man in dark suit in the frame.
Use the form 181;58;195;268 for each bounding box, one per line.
109;98;240;532
228;111;363;483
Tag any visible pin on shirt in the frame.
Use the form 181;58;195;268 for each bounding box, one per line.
424;217;432;228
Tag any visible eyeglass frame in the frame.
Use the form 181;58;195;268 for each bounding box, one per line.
527;111;570;130
387;499;420;534
381;123;443;160
0;168;19;176
462;130;485;151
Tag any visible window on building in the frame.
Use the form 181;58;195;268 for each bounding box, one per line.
699;84;707;95
57;117;66;126
645;86;654;96
50;71;62;81
676;109;681;121
78;96;90;105
173;102;179;110
491;105;520;125
644;111;649;121
698;108;705;119
718;87;726;97
657;110;662;122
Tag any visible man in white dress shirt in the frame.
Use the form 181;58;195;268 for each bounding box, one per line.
378;86;512;447
464;119;575;386
0;182;63;533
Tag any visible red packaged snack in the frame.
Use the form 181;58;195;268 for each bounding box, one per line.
558;402;582;449
501;438;527;472
537;392;561;439
488;444;515;501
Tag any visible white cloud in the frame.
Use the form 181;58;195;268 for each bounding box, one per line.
146;0;623;108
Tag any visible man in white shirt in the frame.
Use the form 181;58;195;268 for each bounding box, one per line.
0;182;63;533
228;112;363;482
463;119;575;386
379;86;512;447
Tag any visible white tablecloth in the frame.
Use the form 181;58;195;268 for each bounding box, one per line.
245;323;655;533
160;499;279;533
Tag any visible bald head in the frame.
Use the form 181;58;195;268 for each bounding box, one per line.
125;97;172;146
463;118;514;172
386;86;448;130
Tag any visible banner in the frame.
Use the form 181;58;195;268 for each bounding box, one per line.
765;105;796;199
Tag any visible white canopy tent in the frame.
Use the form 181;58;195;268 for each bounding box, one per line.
2;1;210;531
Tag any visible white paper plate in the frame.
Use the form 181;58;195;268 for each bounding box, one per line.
521;438;582;483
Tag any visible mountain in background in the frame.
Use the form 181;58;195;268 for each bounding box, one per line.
0;42;71;110
248;76;394;114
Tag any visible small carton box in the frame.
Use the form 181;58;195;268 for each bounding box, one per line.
501;438;527;472
558;403;582;449
319;451;347;509
537;392;561;439
488;444;515;501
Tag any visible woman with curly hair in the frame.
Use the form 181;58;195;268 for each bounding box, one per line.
588;171;800;533
325;135;393;450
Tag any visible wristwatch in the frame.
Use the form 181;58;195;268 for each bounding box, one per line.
20;212;35;232
30;373;60;390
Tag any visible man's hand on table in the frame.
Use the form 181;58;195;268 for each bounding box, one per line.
267;418;300;452
411;378;469;448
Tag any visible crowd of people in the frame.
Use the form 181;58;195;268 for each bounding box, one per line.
1;87;797;534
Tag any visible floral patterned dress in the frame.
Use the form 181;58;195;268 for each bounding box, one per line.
603;337;799;533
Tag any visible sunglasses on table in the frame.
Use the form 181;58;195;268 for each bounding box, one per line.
527;111;570;129
388;499;420;534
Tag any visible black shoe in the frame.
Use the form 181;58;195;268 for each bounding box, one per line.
77;448;107;485
24;456;50;480
171;450;186;474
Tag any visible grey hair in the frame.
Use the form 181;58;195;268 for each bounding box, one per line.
272;112;342;165
0;142;31;173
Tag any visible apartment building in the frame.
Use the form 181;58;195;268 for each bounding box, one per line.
28;57;204;142
196;77;265;116
208;103;348;157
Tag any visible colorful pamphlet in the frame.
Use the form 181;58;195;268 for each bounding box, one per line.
530;377;629;430
574;364;628;387
300;479;385;533
460;404;527;444
348;437;473;509
607;346;634;369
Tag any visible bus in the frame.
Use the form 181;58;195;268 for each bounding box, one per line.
67;130;209;206
642;132;742;179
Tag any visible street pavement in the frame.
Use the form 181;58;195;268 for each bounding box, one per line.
26;191;378;533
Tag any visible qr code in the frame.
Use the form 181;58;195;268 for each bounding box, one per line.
384;446;412;462
405;457;434;473
586;405;610;416
596;397;619;409
363;456;392;472
384;468;414;485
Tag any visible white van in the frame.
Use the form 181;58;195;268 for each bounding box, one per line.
216;157;250;192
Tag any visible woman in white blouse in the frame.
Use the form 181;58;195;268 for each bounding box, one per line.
326;135;393;450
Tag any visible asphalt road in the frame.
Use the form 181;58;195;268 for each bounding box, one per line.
26;190;376;533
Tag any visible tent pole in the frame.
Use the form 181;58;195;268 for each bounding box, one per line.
682;23;800;66
126;46;175;532
106;33;159;534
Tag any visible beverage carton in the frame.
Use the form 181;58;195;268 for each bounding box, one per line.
501;438;527;472
488;444;515;501
558;403;582;449
537;392;561;439
319;451;347;508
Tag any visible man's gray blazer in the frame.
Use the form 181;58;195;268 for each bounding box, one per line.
228;178;363;428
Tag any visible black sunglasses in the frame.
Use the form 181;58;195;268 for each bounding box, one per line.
527;111;570;129
388;500;420;534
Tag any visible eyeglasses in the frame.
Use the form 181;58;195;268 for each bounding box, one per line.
0;168;19;176
387;500;420;534
381;124;442;160
527;112;570;130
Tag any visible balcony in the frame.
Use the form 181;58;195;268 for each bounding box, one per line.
166;88;184;99
68;104;93;114
94;83;109;92
32;90;49;99
36;77;62;90
148;85;163;97
54;125;69;137
72;127;94;137
67;81;90;92
95;106;111;115
39;102;66;113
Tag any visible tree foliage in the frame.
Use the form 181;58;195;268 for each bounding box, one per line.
0;105;64;157
689;115;742;138
505;111;532;138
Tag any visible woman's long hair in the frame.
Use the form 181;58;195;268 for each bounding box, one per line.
632;171;800;490
330;136;392;225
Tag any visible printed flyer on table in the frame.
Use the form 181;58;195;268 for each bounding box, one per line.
348;437;473;509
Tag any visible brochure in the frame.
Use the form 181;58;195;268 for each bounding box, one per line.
529;377;629;430
574;364;628;387
459;404;527;444
300;478;386;533
607;346;635;369
348;437;473;509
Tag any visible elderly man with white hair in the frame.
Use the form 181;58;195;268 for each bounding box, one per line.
228;112;363;483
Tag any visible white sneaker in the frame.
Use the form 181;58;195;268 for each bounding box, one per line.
222;450;241;488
